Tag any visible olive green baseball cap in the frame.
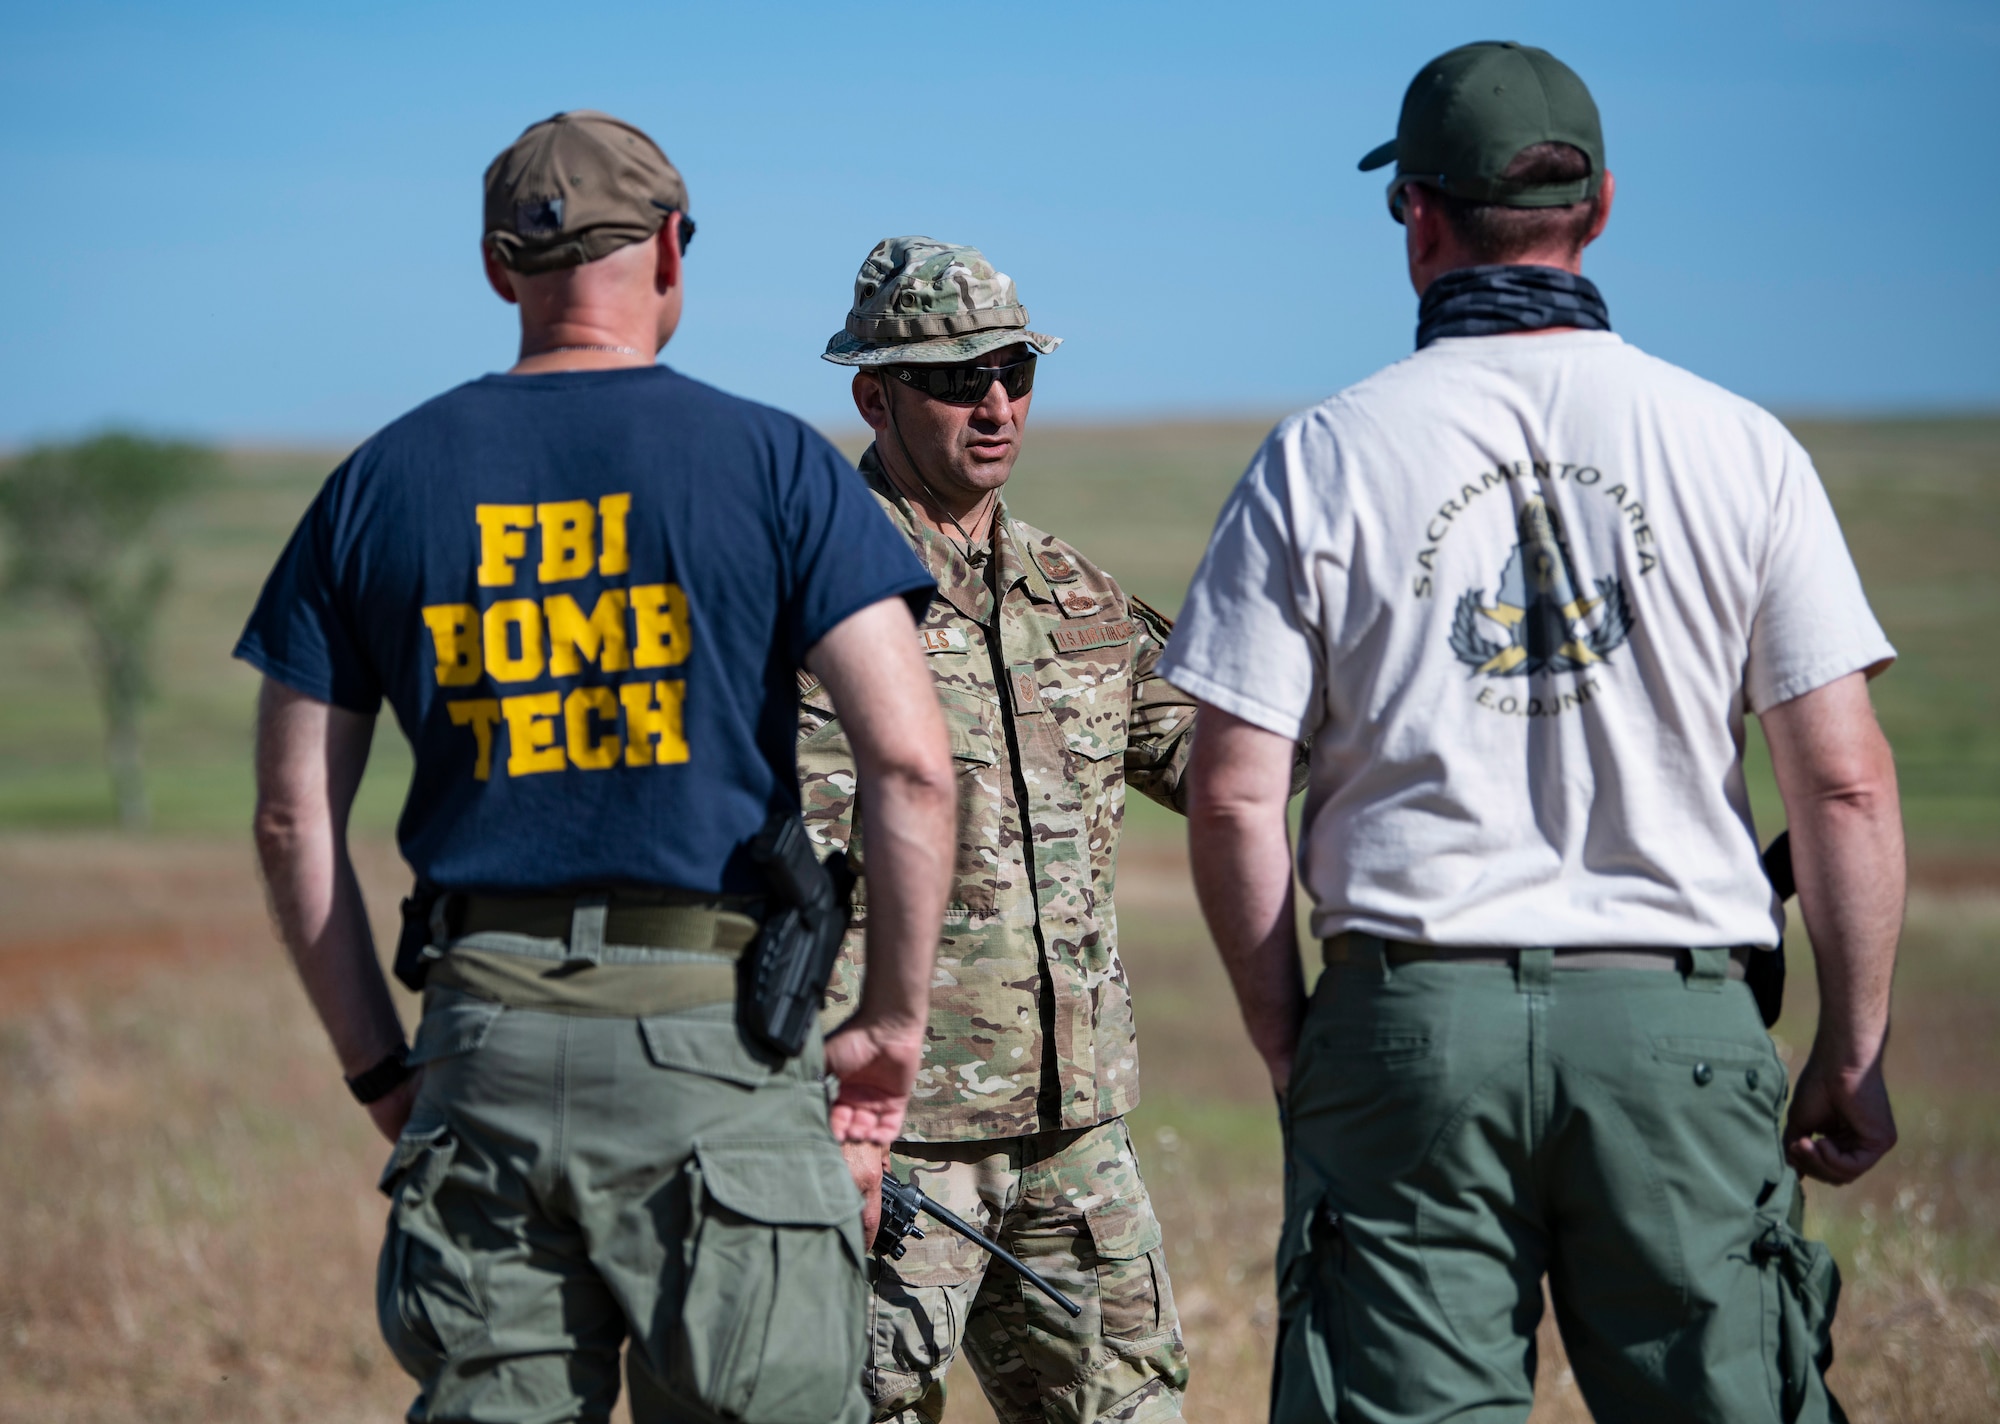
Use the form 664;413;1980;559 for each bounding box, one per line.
1359;42;1603;213
822;236;1061;367
483;110;689;274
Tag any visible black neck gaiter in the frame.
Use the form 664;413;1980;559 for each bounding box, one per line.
1416;265;1611;350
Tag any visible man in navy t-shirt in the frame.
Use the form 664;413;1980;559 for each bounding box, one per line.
238;111;955;1424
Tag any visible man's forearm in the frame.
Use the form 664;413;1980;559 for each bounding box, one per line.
1185;706;1310;1090
802;596;953;1146
1760;672;1904;1181
850;767;952;1031
256;805;406;1075
1787;779;1904;1064
1189;801;1307;1088
805;596;953;1033
252;681;403;1079
1762;673;1905;1064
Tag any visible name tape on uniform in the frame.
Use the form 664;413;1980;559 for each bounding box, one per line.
919;627;970;654
1050;618;1135;654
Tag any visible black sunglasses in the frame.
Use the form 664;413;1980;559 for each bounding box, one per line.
888;355;1036;406
651;202;696;253
1387;175;1445;225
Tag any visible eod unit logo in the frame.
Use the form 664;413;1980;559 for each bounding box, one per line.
1448;497;1634;678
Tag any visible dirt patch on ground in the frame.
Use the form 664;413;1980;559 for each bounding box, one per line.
0;833;410;1015
1910;854;2000;893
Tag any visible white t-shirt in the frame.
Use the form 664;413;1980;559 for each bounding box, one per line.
1161;330;1893;949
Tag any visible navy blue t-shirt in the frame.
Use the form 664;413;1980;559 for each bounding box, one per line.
235;365;932;895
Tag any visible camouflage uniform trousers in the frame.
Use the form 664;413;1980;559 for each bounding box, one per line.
871;1117;1188;1424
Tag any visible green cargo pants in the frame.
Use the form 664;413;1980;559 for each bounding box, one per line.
872;1119;1189;1424
1275;941;1845;1424
376;940;869;1424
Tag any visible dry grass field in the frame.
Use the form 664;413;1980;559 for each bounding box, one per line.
0;415;1995;1420
1;839;1994;1422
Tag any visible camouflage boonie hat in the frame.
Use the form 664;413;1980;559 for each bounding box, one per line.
822;236;1062;366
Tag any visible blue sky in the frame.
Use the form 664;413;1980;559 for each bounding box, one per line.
2;0;1995;443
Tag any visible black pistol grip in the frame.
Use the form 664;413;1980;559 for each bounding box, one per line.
1762;830;1796;903
752;813;832;909
394;882;443;992
742;811;854;1059
1750;832;1795;1030
874;1172;926;1257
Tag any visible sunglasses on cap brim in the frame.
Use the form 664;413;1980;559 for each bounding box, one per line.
1387;175;1448;225
886;355;1036;406
650;203;696;253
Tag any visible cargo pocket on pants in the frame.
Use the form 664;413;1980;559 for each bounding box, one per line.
1085;1199;1168;1342
1754;1198;1844;1423
1271;1192;1344;1424
375;1123;485;1381
672;1138;867;1424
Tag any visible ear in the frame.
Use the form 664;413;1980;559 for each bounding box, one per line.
1401;184;1458;296
483;243;520;305
653;214;684;294
1581;172;1615;250
1402;185;1447;265
851;370;891;434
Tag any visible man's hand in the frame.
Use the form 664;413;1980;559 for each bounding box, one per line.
1786;1051;1897;1185
841;1140;888;1243
364;1069;425;1146
824;1016;926;1147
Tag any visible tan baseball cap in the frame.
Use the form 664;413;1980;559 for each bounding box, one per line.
483;110;690;274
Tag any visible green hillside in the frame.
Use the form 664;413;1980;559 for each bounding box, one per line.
0;416;1992;854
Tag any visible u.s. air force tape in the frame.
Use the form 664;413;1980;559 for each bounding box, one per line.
1050;618;1134;654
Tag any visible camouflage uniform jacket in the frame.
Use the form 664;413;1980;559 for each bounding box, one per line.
800;446;1197;1142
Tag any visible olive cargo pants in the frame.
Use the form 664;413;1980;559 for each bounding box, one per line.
377;983;869;1424
872;1119;1189;1424
1275;943;1845;1424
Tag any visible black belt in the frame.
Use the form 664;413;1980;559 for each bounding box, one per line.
1324;931;1750;981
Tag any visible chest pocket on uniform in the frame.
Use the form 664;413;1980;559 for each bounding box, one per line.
932;678;1003;915
1047;666;1131;764
936;681;1000;766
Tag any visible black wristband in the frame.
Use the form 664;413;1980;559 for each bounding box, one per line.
345;1048;414;1105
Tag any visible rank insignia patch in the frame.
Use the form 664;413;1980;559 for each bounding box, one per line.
1449;498;1634;677
1036;550;1079;582
1008;662;1044;715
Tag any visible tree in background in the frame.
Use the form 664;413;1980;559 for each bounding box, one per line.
0;433;215;830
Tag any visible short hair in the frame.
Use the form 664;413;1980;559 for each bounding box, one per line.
1435;143;1601;263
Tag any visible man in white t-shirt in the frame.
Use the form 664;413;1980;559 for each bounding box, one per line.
1163;41;1901;1423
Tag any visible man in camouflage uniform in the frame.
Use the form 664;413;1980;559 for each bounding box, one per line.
799;236;1194;1424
